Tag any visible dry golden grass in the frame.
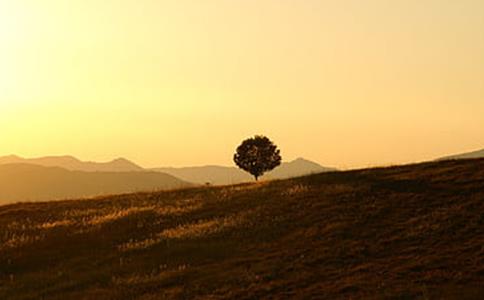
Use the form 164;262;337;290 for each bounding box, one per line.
0;158;483;299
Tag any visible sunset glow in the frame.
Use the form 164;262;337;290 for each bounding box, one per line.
1;0;483;168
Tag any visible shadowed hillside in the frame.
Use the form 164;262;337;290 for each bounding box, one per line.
0;159;483;299
0;164;191;204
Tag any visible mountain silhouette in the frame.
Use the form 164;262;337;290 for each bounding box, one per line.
438;148;484;161
266;158;333;179
0;163;191;204
0;155;333;203
0;155;143;172
152;158;335;185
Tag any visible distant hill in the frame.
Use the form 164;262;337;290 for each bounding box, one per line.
0;164;191;204
0;155;333;203
438;148;484;161
1;158;483;299
152;158;335;185
265;158;334;179
153;165;250;185
0;155;143;172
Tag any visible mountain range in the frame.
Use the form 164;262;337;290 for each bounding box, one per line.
0;155;333;204
153;158;335;185
0;155;143;172
0;163;190;205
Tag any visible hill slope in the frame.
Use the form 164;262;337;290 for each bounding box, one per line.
438;148;484;160
153;158;334;185
0;155;144;172
0;159;483;299
0;164;191;204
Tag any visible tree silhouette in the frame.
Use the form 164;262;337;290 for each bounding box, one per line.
234;135;282;181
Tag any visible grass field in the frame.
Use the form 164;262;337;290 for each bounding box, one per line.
1;159;483;299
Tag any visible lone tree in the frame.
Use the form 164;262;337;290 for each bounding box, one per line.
234;135;282;181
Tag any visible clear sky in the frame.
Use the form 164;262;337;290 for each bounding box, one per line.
1;0;483;169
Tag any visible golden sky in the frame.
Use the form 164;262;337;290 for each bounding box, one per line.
1;0;483;168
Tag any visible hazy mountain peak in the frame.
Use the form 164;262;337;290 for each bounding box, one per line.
112;157;130;162
110;157;138;165
289;157;316;164
105;158;144;171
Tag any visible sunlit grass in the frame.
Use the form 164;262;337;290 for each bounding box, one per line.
0;195;208;251
118;211;251;252
1;233;44;250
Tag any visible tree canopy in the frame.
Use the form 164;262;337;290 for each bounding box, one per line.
233;135;282;181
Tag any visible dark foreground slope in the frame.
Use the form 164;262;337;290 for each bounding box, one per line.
0;159;483;299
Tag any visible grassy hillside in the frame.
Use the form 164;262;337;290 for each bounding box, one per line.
0;159;483;299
